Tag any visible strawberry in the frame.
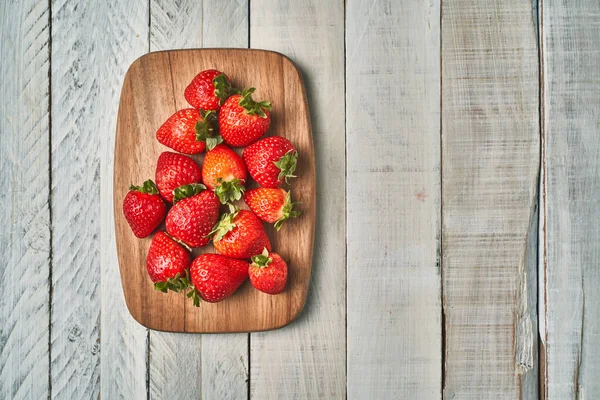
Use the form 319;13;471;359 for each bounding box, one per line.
202;144;247;204
122;179;167;238
184;69;235;111
244;188;300;231
188;253;249;304
165;184;220;248
146;231;191;293
211;207;272;259
249;249;288;294
242;136;297;187
156;108;221;154
218;88;271;147
155;152;202;202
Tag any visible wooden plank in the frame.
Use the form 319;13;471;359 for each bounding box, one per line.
249;1;346;398
50;1;149;398
0;1;51;398
346;1;442;398
147;1;248;397
441;0;539;398
541;2;600;398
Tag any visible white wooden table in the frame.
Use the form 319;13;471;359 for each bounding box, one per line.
1;0;598;399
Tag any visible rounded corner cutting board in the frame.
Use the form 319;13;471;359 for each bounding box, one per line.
113;49;315;333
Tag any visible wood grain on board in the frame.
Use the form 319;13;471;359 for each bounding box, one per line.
442;0;540;398
148;1;249;399
249;0;347;398
541;1;600;398
0;1;51;399
346;1;442;398
114;49;315;333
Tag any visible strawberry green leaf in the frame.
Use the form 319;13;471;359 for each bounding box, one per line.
251;248;272;267
172;183;206;204
186;288;202;307
213;178;245;205
153;271;195;294
209;206;239;241
274;190;301;231
195;110;222;150
238;87;272;118
212;74;239;104
130;179;160;195
274;151;298;183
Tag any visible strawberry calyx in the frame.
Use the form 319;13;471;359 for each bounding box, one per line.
209;204;239;241
154;271;191;293
250;248;272;268
214;178;245;204
186;287;202;307
238;88;272;118
274;151;298;183
212;73;238;105
195;109;223;151
172;183;207;204
129;179;160;195
274;191;301;231
154;269;202;307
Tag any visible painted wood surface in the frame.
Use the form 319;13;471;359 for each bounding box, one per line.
346;0;442;398
4;0;600;398
91;1;150;399
441;0;540;398
148;1;248;398
0;1;51;399
249;0;346;398
541;1;600;398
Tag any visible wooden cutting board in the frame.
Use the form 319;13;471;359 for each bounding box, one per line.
114;49;315;333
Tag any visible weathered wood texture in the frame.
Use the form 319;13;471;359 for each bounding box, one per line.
249;0;346;398
148;1;248;398
541;1;600;398
442;1;540;398
63;0;148;399
346;0;442;398
0;1;51;399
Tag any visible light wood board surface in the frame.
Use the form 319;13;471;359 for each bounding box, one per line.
346;0;442;398
541;1;600;398
114;49;315;333
0;1;51;399
3;0;600;398
441;0;540;398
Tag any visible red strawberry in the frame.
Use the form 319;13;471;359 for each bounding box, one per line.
146;232;191;292
184;69;234;111
249;249;288;294
155;152;202;202
202;144;247;204
244;188;300;231
188;253;249;303
242;136;297;187
156;108;221;154
122;179;167;238
211;207;272;259
165;184;220;248
218;88;271;147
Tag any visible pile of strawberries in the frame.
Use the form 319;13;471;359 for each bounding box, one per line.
122;69;300;304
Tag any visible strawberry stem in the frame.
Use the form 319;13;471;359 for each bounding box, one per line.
238;88;272;118
129;179;160;195
214;178;245;204
212;73;239;104
274;151;298;183
172;183;206;204
251;248;272;267
195;109;223;151
274;191;301;231
209;205;239;241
